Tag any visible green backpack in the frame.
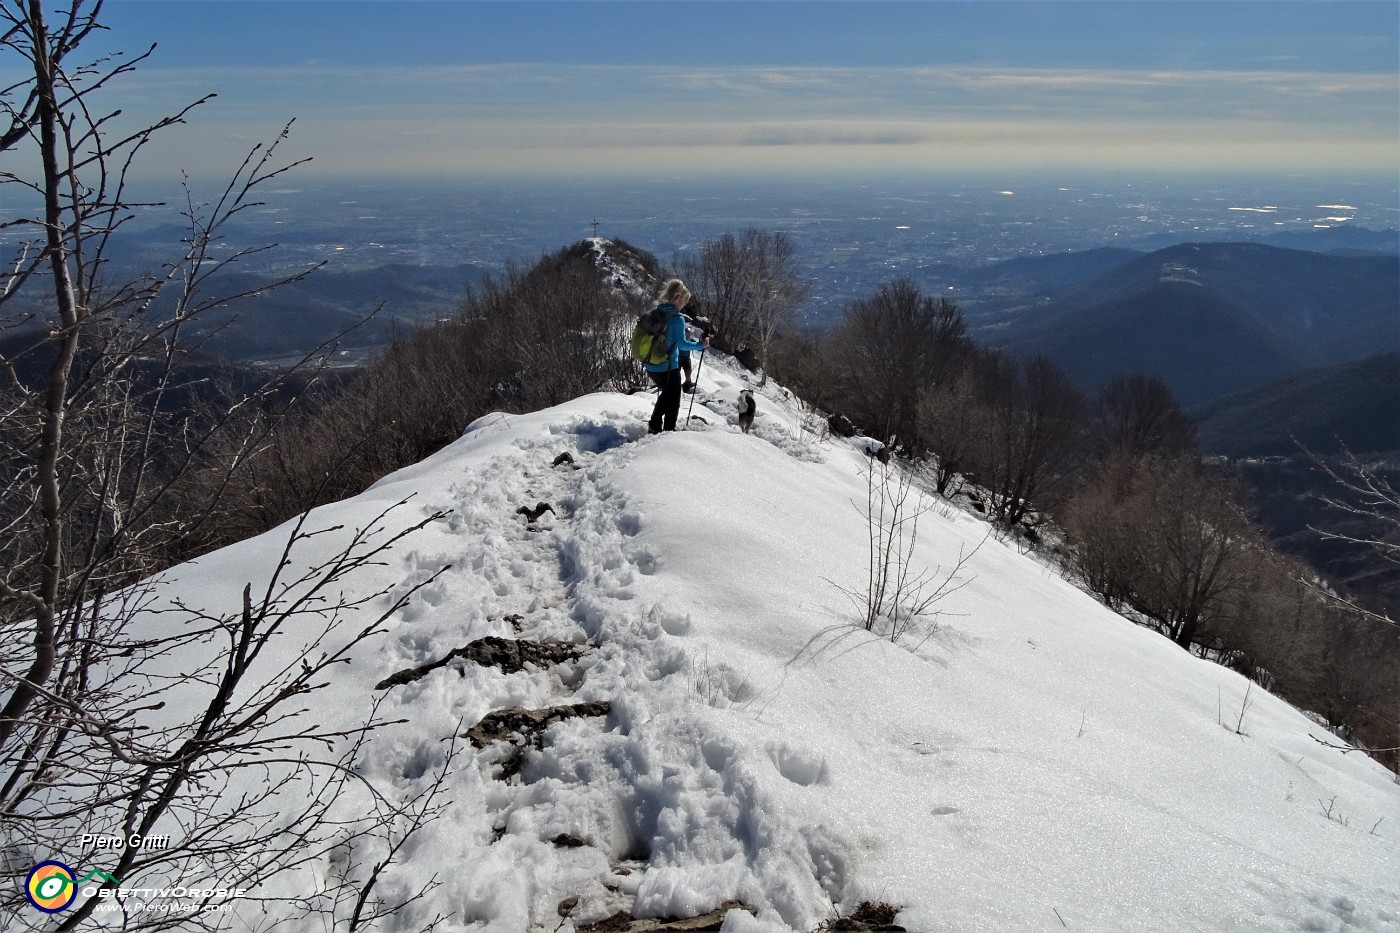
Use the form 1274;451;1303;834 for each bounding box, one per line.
630;307;673;365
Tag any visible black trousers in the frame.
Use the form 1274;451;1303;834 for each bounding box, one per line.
647;368;683;432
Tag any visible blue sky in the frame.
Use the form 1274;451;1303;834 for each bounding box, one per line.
84;1;1400;180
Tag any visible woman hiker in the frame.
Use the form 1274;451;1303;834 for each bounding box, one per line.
644;279;708;433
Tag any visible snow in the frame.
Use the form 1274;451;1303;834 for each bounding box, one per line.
46;352;1400;930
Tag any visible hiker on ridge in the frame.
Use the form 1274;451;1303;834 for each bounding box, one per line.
645;279;708;434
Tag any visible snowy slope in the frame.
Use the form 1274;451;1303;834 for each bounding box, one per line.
73;353;1400;931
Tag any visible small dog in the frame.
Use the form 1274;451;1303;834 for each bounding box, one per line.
736;389;756;434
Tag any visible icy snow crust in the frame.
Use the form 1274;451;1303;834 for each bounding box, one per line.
115;354;1397;931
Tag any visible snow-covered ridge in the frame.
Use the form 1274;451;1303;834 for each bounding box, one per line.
586;237;660;304
76;352;1400;931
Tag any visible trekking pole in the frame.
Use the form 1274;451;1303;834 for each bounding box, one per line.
684;347;707;426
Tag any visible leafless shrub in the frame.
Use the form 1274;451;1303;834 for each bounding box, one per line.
1062;449;1400;770
829;454;981;644
1318;795;1350;827
1299;441;1400;626
813;900;902;931
1061;454;1260;648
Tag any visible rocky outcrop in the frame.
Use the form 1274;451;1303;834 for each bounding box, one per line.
463;700;612;749
375;636;586;690
577;902;758;932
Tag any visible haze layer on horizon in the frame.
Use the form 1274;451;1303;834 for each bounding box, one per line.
27;1;1400;184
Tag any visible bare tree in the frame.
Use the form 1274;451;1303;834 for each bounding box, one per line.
829;278;972;451
1093;373;1198;461
1064;450;1400;767
0;500;457;931
1137;459;1251;649
681;228;808;380
735;229;808;384
971;354;1086;527
916;353;995;496
1060;451;1147;612
1062;454;1258;648
1301;442;1400;625
468;243;643;404
1291;442;1400;765
680;232;748;344
1312;445;1400;565
2;3;456;928
0;0;368;743
1304;602;1400;767
762;324;832;410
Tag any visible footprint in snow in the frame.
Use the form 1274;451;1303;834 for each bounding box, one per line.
767;740;829;787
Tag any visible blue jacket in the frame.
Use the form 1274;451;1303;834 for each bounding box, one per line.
642;303;706;373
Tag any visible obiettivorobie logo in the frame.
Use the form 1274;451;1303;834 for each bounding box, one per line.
24;860;247;915
25;862;117;913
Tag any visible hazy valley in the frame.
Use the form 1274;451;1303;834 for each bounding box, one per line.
15;173;1399;620
13;173;1393;377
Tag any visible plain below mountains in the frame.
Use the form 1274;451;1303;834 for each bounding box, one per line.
182;263;488;365
977;242;1399;407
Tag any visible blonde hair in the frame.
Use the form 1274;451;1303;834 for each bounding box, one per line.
657;278;691;306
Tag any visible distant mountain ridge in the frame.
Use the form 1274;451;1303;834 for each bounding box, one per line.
1192;352;1400;458
175;263;486;363
1;262;487;367
983;242;1399;405
1123;224;1400;256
